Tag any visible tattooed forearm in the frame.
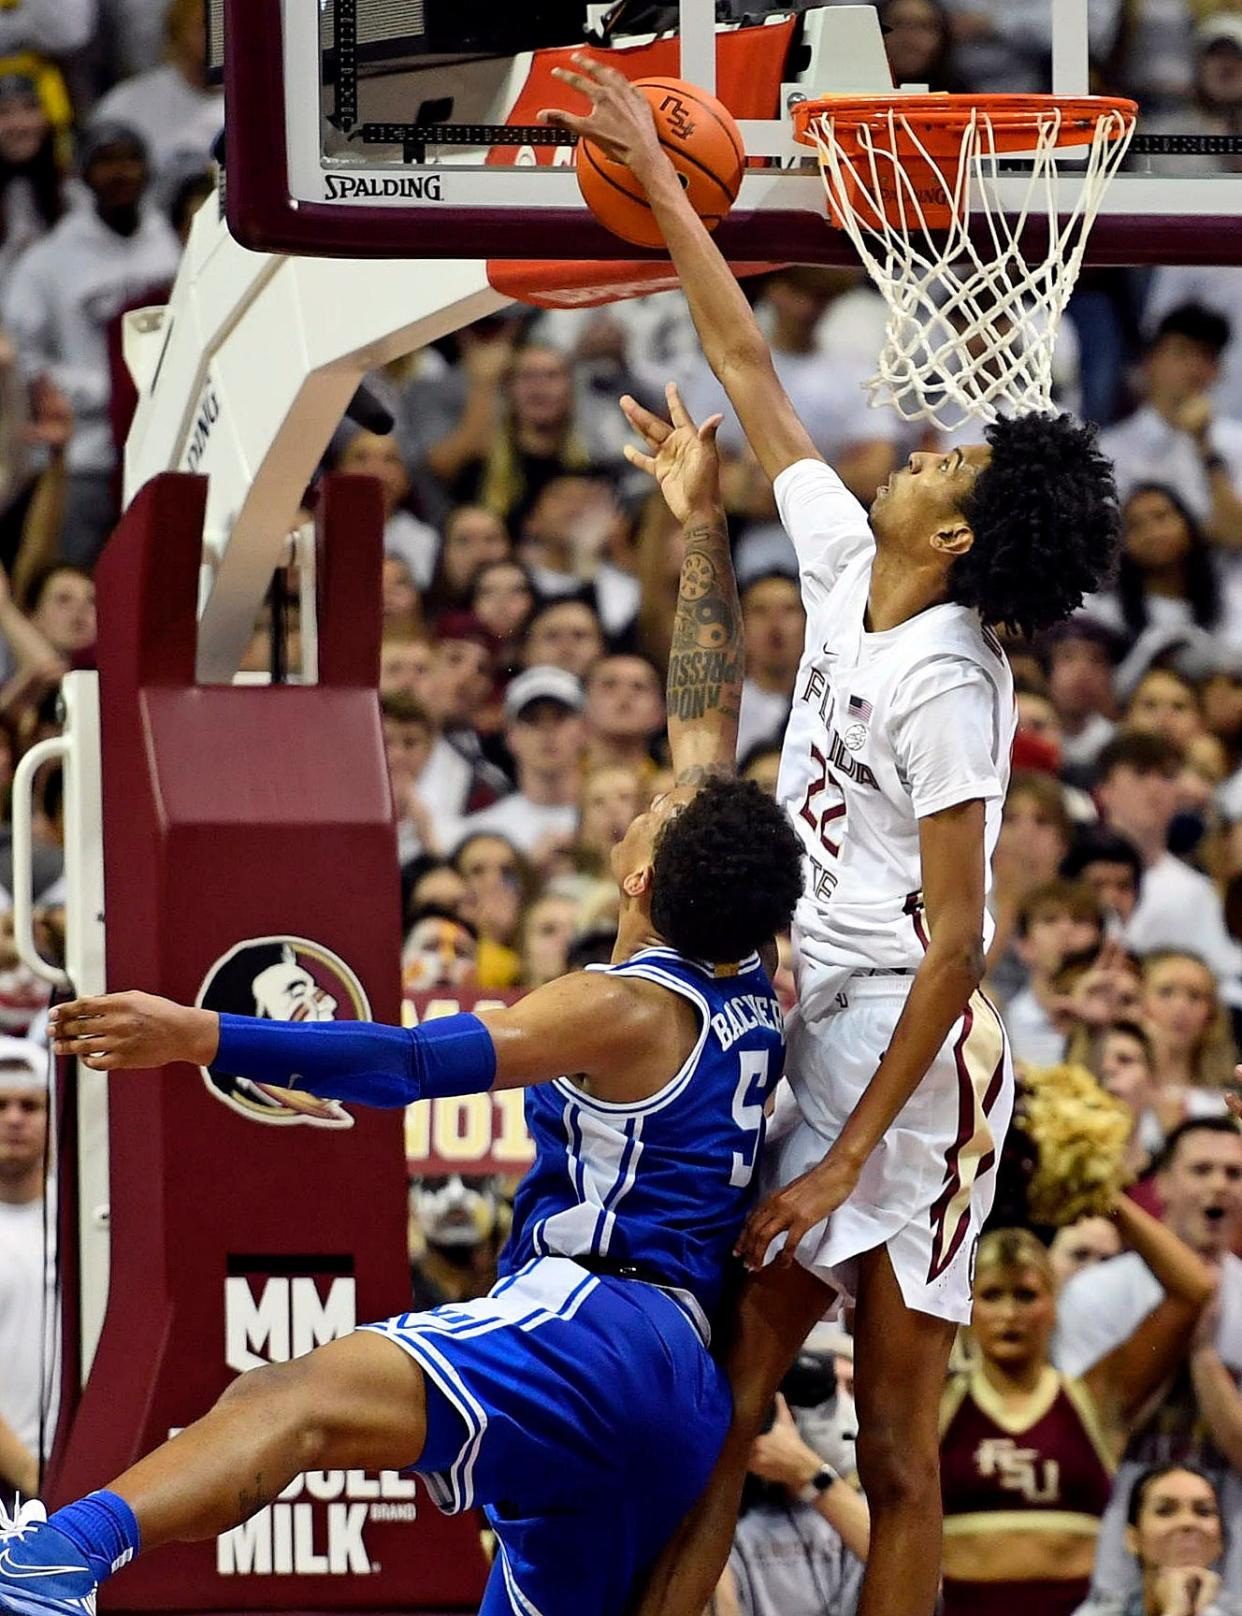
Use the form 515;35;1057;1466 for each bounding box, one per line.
667;516;744;780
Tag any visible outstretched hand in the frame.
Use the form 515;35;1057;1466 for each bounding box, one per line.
49;991;343;1120
621;383;724;524
50;991;219;1071
539;52;666;184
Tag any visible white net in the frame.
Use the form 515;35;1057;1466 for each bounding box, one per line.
802;100;1135;431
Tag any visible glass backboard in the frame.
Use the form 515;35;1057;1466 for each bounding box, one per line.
220;0;1242;266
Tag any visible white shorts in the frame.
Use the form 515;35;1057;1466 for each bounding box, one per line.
761;976;1014;1325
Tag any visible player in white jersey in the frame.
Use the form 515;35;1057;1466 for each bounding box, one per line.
544;57;1122;1616
762;456;1017;1322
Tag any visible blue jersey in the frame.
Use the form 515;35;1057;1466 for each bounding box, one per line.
502;946;785;1334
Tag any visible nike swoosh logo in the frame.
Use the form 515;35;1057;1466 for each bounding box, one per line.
0;1544;90;1578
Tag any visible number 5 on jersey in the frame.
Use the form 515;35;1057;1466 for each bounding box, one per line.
730;1050;771;1187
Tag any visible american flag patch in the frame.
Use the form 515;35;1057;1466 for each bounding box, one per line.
847;694;873;721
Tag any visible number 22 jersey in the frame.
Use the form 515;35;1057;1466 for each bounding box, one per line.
774;459;1016;1010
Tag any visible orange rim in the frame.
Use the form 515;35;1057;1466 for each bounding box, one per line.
792;92;1137;157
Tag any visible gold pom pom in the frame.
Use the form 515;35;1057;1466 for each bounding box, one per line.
1017;1061;1133;1227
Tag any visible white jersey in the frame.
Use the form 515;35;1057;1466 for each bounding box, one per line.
774;460;1015;1012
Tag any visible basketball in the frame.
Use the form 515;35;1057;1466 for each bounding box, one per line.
576;78;745;249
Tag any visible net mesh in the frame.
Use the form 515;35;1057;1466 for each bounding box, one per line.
800;99;1135;430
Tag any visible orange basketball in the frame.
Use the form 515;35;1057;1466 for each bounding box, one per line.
576;78;745;249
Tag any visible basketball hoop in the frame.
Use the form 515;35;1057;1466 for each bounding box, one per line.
792;94;1137;429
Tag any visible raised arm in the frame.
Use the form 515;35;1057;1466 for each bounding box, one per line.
622;383;742;783
1084;1196;1215;1429
543;58;821;485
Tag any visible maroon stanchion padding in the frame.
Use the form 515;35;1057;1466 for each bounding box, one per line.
48;474;489;1610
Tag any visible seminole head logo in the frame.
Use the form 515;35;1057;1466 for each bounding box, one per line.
196;937;370;1128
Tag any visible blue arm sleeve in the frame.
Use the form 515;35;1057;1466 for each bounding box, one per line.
214;1013;497;1108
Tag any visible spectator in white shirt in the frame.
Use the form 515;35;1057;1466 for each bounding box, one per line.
520;598;605;681
517;476;640;641
379;630;440;708
1124;669;1211;757
0;1037;55;1507
878;0;964;93
2;121;180;566
1061;826;1144;934
101;0;172;76
1048;1214;1124;1290
381;555;422;638
988;770;1076;999
1095;731;1242;988
1100;305;1242;547
736;572;804;761
382;693;496;864
1141;14;1242;179
400;905;478;996
0;0;94;55
1004;878;1104;1067
1117;0;1196;115
382;692;435;862
1083;1019;1165;1181
424;503;510;619
575;763;643;878
1055;1119;1242;1606
91;0;223;210
1086;486;1229;656
1146;266;1242;424
455;666;585;859
1072;1462;1241;1616
0;74;65;297
1140;950;1237;1097
739;740;782;800
940;0;1122;93
20;563;93;663
1044;619;1120;776
335;429;439;590
469;561;536;672
583;654;663;776
432;612;500;744
517;893;579;989
682;267;900;504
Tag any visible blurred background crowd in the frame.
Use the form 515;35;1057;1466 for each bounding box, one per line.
7;1;1242;1613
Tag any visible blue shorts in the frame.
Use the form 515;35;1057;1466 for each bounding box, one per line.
361;1256;731;1616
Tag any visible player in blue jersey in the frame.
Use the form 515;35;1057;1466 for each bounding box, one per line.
0;386;804;1616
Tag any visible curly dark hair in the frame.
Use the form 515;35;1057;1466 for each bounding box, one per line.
650;777;804;964
952;413;1120;637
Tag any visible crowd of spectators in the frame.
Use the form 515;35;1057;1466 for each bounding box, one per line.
8;2;1242;1612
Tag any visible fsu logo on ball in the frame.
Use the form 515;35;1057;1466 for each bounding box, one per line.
196;936;370;1128
659;93;696;141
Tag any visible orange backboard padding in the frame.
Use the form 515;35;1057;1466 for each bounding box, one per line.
490;21;797;168
488;257;782;308
486;22;795;297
